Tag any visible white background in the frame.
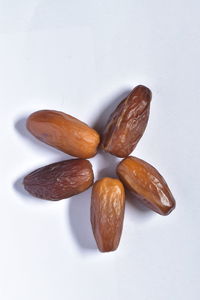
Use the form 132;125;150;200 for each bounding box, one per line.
0;1;200;299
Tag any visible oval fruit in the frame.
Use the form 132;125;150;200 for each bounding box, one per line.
101;85;152;157
27;110;100;158
91;177;125;252
23;159;94;200
117;156;176;215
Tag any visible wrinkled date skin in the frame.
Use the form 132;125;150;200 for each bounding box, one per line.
27;110;100;159
91;177;125;252
101;85;152;157
23;159;94;200
117;156;176;215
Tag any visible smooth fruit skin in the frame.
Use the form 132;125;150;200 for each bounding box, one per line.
27;110;100;159
91;177;125;252
23;159;94;200
101;85;152;157
117;157;176;215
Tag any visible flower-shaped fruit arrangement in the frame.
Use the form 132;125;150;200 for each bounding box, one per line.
23;85;176;252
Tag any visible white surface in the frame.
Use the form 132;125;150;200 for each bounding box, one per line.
0;1;200;299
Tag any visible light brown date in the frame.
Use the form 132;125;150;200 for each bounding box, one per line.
27;110;100;159
117;156;176;215
91;177;125;252
101;85;152;157
23;159;94;200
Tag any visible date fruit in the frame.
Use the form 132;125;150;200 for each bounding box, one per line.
23;159;94;200
117;156;176;215
101;85;152;157
91;177;125;252
27;110;100;158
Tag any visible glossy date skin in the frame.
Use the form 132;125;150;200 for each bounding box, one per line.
23;159;94;200
101;85;152;157
117;156;176;215
91;177;125;252
27;110;100;159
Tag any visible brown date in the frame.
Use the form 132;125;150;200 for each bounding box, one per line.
101;85;152;157
91;177;125;252
117;156;176;215
27;110;100;159
23;159;94;200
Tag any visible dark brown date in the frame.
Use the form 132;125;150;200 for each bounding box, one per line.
23;159;94;200
117;156;176;215
101;85;152;157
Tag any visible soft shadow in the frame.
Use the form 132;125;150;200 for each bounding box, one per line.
68;188;97;251
125;190;154;222
96;150;120;179
126;191;151;212
15;116;71;160
93;89;131;135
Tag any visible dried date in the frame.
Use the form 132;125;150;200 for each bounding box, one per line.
91;177;125;252
23;159;94;200
117;156;176;215
101;85;152;157
27;110;100;159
